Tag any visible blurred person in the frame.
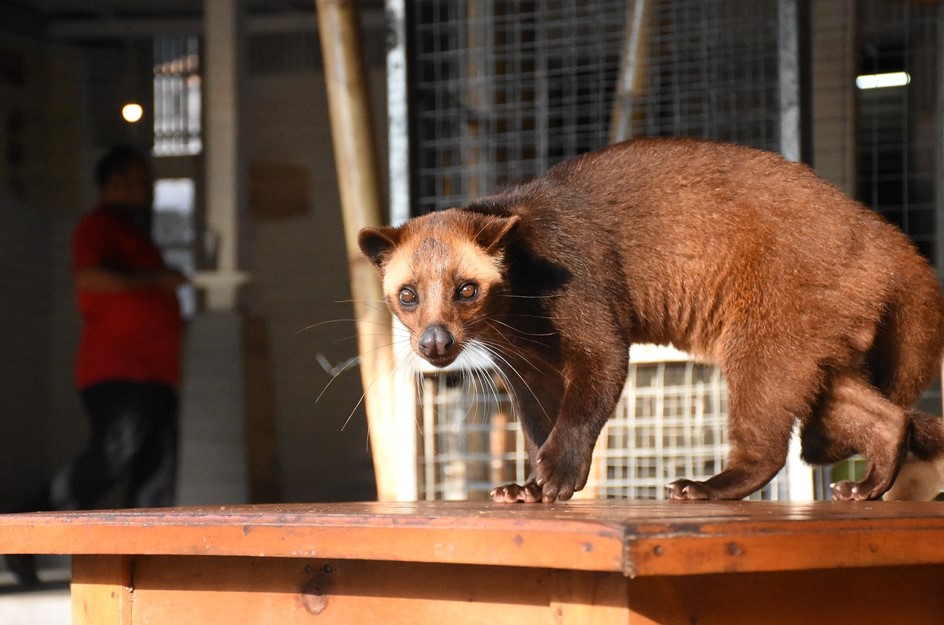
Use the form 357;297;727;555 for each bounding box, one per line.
5;146;187;585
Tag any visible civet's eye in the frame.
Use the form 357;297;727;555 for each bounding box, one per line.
399;287;418;306
457;282;478;300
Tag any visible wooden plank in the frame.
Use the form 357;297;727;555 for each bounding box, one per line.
550;570;629;624
626;524;944;576
3;501;944;576
0;503;628;573
621;502;944;576
71;555;132;625
624;564;944;625
3;501;944;624
129;555;629;625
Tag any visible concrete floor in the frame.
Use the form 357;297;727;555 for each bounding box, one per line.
0;564;71;625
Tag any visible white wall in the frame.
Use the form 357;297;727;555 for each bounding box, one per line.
244;60;385;502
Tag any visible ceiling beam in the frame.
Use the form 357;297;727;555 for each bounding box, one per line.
47;8;384;41
47;12;306;40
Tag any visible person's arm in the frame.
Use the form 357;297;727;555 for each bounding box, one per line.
74;266;188;293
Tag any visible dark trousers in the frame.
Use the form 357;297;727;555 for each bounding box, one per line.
44;381;179;510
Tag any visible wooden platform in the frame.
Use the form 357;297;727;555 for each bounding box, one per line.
2;500;944;624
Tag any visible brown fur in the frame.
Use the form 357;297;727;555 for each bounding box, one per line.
359;138;944;502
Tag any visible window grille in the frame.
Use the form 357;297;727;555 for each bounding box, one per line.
153;35;202;156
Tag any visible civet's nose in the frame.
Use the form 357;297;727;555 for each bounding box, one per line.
418;325;456;359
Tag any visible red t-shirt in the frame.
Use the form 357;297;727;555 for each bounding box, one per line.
73;206;183;388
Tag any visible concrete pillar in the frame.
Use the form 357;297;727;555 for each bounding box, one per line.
174;0;250;506
200;0;249;310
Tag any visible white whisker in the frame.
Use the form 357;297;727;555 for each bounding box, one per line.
295;318;396;335
314;334;410;405
339;345;406;433
465;339;553;427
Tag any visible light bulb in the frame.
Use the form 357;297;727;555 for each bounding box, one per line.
122;103;144;123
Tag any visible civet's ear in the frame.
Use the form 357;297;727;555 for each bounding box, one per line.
474;214;520;253
358;226;402;269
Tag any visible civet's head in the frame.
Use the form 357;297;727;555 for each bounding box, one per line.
358;208;519;367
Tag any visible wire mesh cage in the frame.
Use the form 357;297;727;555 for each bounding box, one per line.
855;2;939;264
417;351;794;501
409;0;628;213
623;0;780;148
418;372;525;500
401;0;943;502
407;0;797;501
591;360;729;500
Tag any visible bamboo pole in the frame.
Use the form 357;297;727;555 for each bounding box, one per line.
609;0;650;144
315;0;414;500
